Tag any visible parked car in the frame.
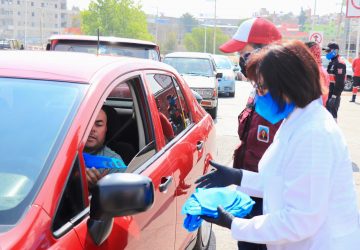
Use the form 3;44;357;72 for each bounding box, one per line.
163;52;222;119
0;39;23;50
0;51;216;250
321;55;354;91
212;54;236;97
46;34;161;61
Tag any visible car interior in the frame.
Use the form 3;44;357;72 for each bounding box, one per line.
103;77;156;172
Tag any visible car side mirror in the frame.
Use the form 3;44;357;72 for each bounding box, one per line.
45;43;51;50
216;72;223;79
88;173;154;245
191;89;203;104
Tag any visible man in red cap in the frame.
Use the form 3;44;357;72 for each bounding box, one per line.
219;17;282;250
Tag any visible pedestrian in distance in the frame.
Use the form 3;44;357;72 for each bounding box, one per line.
323;43;346;121
219;17;282;250
304;41;330;106
350;51;360;102
196;41;360;250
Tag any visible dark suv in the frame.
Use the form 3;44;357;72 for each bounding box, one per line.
46;34;160;61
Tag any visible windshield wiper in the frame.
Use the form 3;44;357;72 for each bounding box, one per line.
185;72;211;77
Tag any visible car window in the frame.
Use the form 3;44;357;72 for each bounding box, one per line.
164;57;213;77
52;156;86;235
53;41;160;60
213;56;233;69
146;73;192;143
0;78;86;228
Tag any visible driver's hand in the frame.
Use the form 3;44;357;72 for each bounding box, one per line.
86;167;110;186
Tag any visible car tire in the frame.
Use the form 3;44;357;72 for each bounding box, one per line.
208;104;218;119
193;221;213;250
229;92;235;97
344;77;353;92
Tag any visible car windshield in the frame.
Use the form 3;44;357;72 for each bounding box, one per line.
164;57;213;77
213;56;233;69
0;78;85;228
54;42;160;60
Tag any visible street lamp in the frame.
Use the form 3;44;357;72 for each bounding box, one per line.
213;0;216;54
25;0;28;48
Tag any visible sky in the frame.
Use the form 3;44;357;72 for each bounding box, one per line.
67;0;343;19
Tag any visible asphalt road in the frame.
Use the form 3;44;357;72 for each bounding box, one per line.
208;80;360;250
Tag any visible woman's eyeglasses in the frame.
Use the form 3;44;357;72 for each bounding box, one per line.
252;82;268;95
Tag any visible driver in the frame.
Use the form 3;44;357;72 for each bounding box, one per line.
84;106;125;185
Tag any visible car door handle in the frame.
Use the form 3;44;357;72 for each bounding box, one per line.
159;176;173;193
197;141;204;151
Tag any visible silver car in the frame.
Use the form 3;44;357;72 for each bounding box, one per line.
213;55;236;97
163;52;222;119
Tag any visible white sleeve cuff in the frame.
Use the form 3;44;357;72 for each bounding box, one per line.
237;170;263;198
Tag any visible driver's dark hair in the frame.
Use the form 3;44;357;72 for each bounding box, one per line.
246;40;322;109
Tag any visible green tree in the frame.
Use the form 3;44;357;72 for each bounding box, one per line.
81;0;153;41
184;27;230;54
162;31;177;54
180;13;199;33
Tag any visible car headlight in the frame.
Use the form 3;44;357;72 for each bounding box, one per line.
192;88;214;99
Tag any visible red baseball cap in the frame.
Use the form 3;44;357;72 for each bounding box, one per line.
219;17;282;53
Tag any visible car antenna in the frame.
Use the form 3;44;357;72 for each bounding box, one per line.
97;28;100;56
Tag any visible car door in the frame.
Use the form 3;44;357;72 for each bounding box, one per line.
52;73;177;250
144;72;215;249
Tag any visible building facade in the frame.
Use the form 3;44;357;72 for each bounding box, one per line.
0;0;73;47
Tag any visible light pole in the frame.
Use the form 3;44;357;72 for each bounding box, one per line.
213;0;217;54
24;0;28;48
311;0;317;31
204;25;207;53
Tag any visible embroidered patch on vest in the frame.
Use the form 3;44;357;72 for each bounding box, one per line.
257;125;269;143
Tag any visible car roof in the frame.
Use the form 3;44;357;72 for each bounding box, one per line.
165;52;213;59
49;34;157;47
0;51;171;83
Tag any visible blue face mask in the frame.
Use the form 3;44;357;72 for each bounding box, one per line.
326;50;337;60
255;92;295;124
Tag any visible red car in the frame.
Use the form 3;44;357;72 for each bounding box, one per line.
0;51;216;249
46;34;161;61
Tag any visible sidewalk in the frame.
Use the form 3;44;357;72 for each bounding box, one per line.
337;91;360;206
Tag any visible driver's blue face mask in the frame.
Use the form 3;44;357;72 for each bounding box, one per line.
326;49;337;60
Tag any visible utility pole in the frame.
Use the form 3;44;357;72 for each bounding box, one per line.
204;25;207;53
155;7;159;44
58;0;61;34
357;19;360;56
347;19;352;58
213;0;216;54
311;0;317;31
337;0;345;49
24;0;28;48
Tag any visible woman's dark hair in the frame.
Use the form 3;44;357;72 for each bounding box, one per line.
246;40;322;108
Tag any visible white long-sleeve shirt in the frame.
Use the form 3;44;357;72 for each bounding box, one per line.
233;99;360;250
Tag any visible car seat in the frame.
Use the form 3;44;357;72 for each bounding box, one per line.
102;105;137;165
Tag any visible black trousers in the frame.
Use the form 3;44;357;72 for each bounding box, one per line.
237;197;267;250
326;82;344;119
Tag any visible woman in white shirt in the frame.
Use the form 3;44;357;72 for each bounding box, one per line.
196;41;360;250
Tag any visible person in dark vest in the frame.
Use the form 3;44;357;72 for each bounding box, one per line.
322;43;346;122
218;17;282;250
